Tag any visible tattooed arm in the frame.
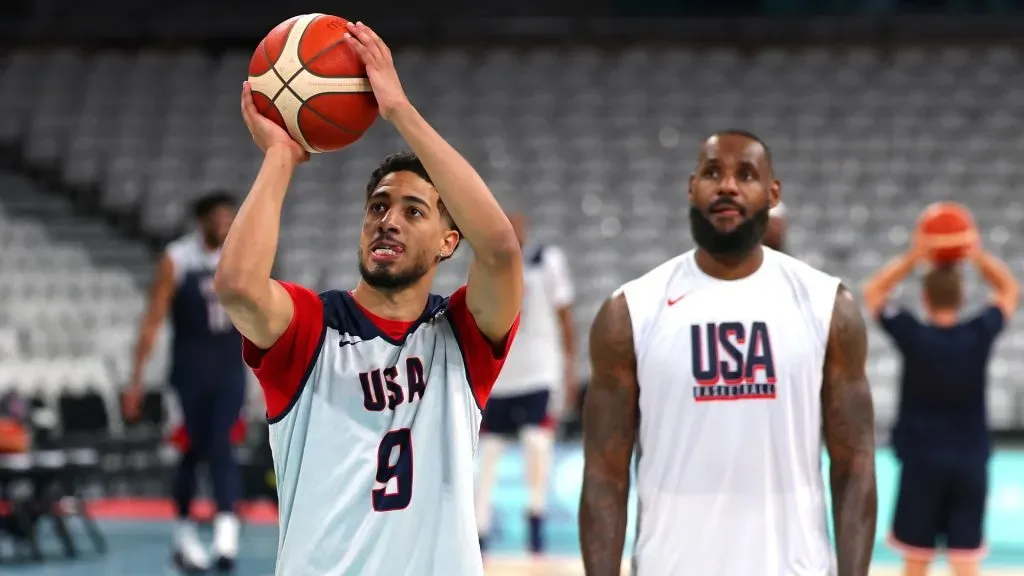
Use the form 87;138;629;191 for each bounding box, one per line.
823;286;878;576
579;292;638;576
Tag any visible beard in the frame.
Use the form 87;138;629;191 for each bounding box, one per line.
358;249;432;291
689;204;770;257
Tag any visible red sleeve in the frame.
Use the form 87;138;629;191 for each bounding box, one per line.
446;285;521;409
241;281;325;421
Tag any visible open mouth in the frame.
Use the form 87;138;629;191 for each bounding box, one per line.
369;239;405;262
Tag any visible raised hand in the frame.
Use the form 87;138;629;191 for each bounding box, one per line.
344;21;411;121
240;82;308;164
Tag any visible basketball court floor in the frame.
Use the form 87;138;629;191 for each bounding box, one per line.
5;444;1023;575
4;518;1024;575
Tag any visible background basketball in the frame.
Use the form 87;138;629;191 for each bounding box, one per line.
248;14;378;153
917;201;977;262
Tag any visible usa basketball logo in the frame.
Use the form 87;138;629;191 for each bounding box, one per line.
690;321;777;401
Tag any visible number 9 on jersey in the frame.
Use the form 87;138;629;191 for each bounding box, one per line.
372;429;413;512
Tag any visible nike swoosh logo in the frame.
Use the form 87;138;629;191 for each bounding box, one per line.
667;294;687;306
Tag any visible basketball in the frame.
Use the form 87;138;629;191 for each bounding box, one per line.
248;14;378;153
917;201;976;263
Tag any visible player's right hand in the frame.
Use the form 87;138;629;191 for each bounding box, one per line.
909;229;929;262
240;82;309;165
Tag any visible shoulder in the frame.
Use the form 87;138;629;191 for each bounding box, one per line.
165;234;201;283
166;234;195;260
827;285;869;350
538;244;567;263
443;285;519;408
589;291;636;371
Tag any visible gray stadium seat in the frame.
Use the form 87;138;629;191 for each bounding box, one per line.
1;44;1023;430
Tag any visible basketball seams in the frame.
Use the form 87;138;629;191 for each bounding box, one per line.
249;13;376;153
300;100;363;136
263;41;291;104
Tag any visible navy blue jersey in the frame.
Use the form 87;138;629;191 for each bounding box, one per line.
167;234;245;388
879;303;1005;465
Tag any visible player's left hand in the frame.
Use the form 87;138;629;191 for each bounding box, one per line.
344;22;410;121
964;234;983;261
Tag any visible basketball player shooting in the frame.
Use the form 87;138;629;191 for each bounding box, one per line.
579;131;878;576
218;22;522;575
862;224;1019;576
123;192;246;573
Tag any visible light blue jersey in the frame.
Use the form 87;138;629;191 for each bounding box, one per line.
243;281;518;576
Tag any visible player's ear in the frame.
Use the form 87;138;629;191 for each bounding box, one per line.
438;229;460;262
769;179;781;210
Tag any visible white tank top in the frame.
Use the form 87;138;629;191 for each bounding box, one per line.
620;248;840;576
491;244;574;398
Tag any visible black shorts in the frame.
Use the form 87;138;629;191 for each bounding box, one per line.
889;458;988;559
480;390;551;437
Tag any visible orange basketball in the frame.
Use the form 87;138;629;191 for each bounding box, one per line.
248;14;378;153
917;202;976;263
0;418;28;453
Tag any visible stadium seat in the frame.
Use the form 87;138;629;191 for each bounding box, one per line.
1;43;1023;435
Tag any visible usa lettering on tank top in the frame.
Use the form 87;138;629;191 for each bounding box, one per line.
242;281;517;576
166;234;244;387
620;248;840;576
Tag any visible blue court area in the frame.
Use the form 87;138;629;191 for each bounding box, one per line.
5;445;1024;575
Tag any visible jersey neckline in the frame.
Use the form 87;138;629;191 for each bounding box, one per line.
346;291;422;342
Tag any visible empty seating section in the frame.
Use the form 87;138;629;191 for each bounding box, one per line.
1;44;1023;431
0;175;158;414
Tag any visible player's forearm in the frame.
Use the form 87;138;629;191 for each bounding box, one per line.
972;250;1019;295
128;325;158;388
388;104;518;261
830;455;877;576
558;312;577;369
579;473;629;576
861;252;917;312
215;146;295;298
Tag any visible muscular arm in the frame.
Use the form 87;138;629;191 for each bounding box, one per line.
970;249;1020;318
388;105;522;343
579;292;637;576
128;255;175;390
213;146;299;348
822;286;878;576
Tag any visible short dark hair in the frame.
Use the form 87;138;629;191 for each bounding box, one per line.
192;191;236;220
712;129;773;168
924;264;963;310
365;151;461;261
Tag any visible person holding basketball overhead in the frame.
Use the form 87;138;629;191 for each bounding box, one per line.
862;203;1020;576
220;18;522;576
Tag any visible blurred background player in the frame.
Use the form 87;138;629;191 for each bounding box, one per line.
123;192;245;573
862;221;1020;576
580;131;877;576
475;212;577;556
